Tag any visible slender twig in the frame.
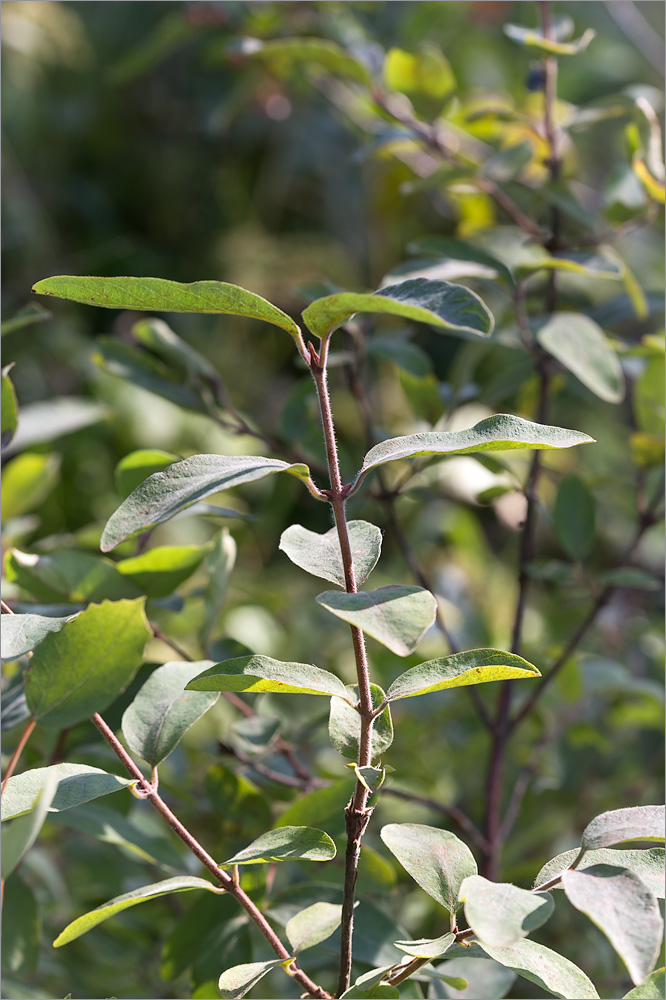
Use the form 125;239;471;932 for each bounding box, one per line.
1;600;15;615
1;717;37;797
307;336;374;996
91;712;330;1000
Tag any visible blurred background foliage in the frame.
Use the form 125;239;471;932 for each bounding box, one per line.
1;2;664;998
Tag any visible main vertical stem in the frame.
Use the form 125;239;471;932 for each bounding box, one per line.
308;339;374;996
483;0;560;880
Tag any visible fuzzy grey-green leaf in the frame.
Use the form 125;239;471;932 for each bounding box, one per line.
2;764;132;822
353;414;594;491
536;313;625;403
387;649;540;701
222;826;336;865
32;275;302;340
393;932;455;958
1;612;78;662
623;969;665;999
459;875;554;948
279;520;382;587
380;823;477;914
535;848;665;898
302;277;493;340
186;654;350;700
316;586;436;656
101;454;310;551
581;805;665;850
218;960;286;1000
122;661;219;766
286;902;343;953
478;939;599;998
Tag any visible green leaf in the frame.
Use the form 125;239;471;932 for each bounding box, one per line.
1;612;77;662
366;336;433;377
122;661;219;767
116;544;210;598
2;763;132;822
222;826;336;866
554;476;596;560
503;22;595;55
25;598;151;728
1;453;60;520
2;365;18;449
535;848;665;899
581;805;665;851
132;317;220;383
425;955;514;999
329;684;393;762
202;528;237;646
623;968;665;998
635;355;665;434
407;236;514;287
32;275;302;341
5;548;140;603
115;449;179;498
279;520;382;588
352;414;594;492
387;649;540;702
384;45;456;101
275;778;354;830
100;453;311;551
350;764;386;794
2;772;58;878
286;902;343;952
561;864;663;986
218;959;286;1000
341;988;399;999
536;313;625;404
302;278;493;341
518;249;624;281
478;939;599;998
316;586;437;656
230;35;370;84
459;875;554;948
394;932;455;958
1;876;41;978
186;653;350;700
50;802;183;870
94;337;209;414
380;823;478;914
1;302;52;337
53;876;221;947
5;397;108;453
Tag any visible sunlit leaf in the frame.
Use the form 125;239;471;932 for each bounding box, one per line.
116;544;211;598
384;45;455;101
122;661;219;766
1;612;77;662
32;275;302;341
562;864;663;985
229;35;370;84
25;598;151;728
286;902;342;953
623;968;665;998
1;454;60;521
186;653;350;700
5;397;108;454
380;823;477;914
4;548;138;603
478;938;599;998
302;278;493;340
2;764;132;822
536;313;625;404
459;875;554;948
101;454;311;551
222;826;336;865
503;22;595;55
54;876;221;947
535;847;665;899
2;772;59;879
352;414;594;492
279;520;382;587
407;235;514;286
316;586;437;656
218;959;286;1000
1;365;18;450
387;649;539;701
393;932;455;958
581;805;665;851
115;449;179;498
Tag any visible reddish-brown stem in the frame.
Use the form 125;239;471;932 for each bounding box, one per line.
1;717;37;798
308;341;373;996
90;713;329;999
1;599;15;615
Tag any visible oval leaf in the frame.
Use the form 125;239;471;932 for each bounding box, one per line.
581;805;665;851
329;684;393;762
4;548;138;604
32;275;301;341
116;544;210;598
353;414;594;492
186;654;350;700
279;520;382;587
25;598;151;729
218;959;286;1000
554;475;596;560
562;864;663;986
286;901;343;953
407;236;514;287
2;764;132;822
459;874;554;948
535;847;665;899
394;932;455;958
623;968;665;999
302;278;493;340
54;876;221;947
478;939;599;999
536;313;625;404
1;612;78;662
101;454;310;551
222;826;336;865
1;365;18;449
2;772;59;879
387;648;540;702
316;586;437;656
122;661;219;767
380;823;478;914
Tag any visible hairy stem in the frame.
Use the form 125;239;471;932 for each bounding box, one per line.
91;713;330;1000
308;340;374;996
